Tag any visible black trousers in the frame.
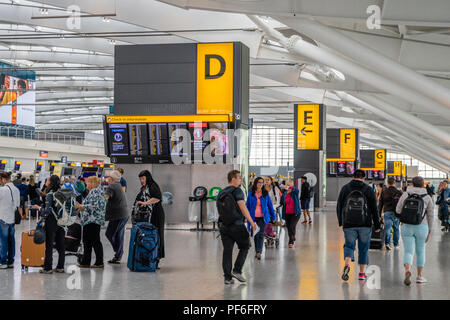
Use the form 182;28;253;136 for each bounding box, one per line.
219;223;250;280
285;214;300;244
81;223;103;266
44;214;65;271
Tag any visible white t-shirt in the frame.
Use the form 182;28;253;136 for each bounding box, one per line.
0;182;20;224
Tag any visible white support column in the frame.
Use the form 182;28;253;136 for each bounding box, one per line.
276;17;450;110
248;15;450;119
335;92;450;151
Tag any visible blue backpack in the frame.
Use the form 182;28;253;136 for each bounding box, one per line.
127;222;160;272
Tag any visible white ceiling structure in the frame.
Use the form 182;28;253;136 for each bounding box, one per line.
0;0;449;173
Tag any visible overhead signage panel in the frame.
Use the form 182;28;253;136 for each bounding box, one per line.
296;104;319;150
374;149;386;170
196;43;234;116
340;129;356;160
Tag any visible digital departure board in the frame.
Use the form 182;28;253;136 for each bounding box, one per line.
105;119;233;164
129;123;149;156
109;124;130;156
149;123;169;156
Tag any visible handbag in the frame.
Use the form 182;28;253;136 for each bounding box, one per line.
132;204;152;224
6;185;21;224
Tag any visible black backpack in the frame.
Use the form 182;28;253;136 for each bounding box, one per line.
216;187;243;225
343;189;369;226
392;189;403;217
400;193;427;225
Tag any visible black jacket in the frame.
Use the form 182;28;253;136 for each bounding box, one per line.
300;182;311;200
378;186;402;215
336;180;380;229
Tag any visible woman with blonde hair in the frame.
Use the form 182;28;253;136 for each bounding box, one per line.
76;176;107;268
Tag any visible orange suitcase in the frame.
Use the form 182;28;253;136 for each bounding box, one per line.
21;215;45;271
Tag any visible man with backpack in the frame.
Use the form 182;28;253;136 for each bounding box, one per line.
436;180;449;232
378;177;403;250
216;170;256;285
337;169;380;281
396;176;434;285
300;176;312;224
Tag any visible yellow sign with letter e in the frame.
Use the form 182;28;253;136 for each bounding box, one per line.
297;104;319;150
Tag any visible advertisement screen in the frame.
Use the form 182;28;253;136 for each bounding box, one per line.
208;122;229;156
109;123;129;156
366;170;373;180
189;122;207;154
372;170;379;180
129;123;149;156
337;161;346;175
0;65;36;128
346;161;355;176
379;171;385;180
168;123;187;156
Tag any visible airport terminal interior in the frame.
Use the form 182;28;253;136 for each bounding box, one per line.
0;0;449;300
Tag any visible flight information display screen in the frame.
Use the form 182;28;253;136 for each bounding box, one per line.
106;120;232;164
149;123;169;156
129;123;149;156
109;123;130;156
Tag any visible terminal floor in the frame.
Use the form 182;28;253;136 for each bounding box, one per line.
1;204;449;300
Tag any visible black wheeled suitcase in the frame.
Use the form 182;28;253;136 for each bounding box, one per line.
370;225;384;250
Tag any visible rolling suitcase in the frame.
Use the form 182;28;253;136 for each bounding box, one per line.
370;225;385;250
21;212;45;271
127;222;159;272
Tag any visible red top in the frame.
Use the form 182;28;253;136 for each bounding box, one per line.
255;192;263;218
285;187;295;214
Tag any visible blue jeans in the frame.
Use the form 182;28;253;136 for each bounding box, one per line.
343;227;372;265
401;224;428;267
384;211;400;246
254;218;266;254
105;217;129;260
0;220;15;265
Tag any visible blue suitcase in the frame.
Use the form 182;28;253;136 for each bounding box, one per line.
127;222;160;272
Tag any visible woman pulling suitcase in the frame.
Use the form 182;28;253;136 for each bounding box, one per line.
135;170;165;269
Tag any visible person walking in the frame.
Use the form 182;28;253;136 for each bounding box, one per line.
246;177;276;260
280;179;302;248
378;177;403;250
40;175;67;274
436;180;450;232
104;170;129;264
0;172;20;269
337;170;380;281
300;176;312;224
217;170;256;284
76;176;106;268
397;176;434;285
136;170;166;267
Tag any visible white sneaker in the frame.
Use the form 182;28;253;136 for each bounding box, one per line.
0;265;7;269
394;245;400;250
416;277;428;284
385;244;392;251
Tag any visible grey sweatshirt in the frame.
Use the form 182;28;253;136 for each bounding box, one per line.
396;186;434;232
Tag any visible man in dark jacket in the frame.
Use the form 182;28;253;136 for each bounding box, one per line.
379;177;403;250
300;176;312;224
337;169;380;282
